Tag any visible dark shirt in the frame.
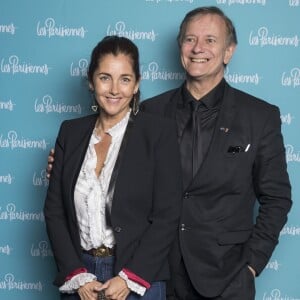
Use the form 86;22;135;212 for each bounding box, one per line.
176;78;225;187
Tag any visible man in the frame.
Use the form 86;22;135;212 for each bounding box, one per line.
47;6;292;300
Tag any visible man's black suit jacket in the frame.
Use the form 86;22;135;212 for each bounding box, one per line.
44;112;182;287
141;81;292;297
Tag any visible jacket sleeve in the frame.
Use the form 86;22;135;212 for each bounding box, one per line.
247;106;292;275
124;118;182;282
44;121;84;286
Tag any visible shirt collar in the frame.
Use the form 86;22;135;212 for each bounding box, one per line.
181;78;225;109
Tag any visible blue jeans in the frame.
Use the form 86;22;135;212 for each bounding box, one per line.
60;253;166;300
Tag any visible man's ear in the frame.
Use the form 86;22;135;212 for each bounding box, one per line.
224;43;236;65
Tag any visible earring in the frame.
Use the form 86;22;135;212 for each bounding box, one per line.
90;91;98;112
91;105;98;112
132;94;139;115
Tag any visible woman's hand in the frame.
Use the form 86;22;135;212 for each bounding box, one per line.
78;280;103;300
46;148;55;179
100;276;130;300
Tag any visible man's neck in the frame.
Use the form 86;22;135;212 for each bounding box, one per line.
186;76;224;100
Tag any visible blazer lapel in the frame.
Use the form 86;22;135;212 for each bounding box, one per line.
165;88;181;119
106;112;136;226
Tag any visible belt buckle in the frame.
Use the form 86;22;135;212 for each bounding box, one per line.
94;246;110;257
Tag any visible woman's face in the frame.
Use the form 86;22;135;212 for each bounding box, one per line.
90;53;139;122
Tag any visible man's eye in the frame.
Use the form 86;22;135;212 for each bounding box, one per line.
207;38;216;44
184;37;195;43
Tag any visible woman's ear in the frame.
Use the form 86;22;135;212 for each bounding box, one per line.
89;82;94;91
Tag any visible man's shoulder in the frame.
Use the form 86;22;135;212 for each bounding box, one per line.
140;87;180;114
228;84;278;113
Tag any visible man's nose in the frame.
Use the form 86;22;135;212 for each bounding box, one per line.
192;39;205;53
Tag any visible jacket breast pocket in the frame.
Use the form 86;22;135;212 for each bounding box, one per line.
217;229;252;245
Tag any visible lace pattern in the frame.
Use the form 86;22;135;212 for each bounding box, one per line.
119;270;146;296
59;273;97;293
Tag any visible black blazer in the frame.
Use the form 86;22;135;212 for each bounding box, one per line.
44;112;182;286
141;81;292;297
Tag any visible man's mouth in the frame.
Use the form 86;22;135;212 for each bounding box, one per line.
191;58;209;63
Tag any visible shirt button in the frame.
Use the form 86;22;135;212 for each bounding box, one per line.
114;226;122;233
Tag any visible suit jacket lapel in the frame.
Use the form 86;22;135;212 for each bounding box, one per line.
164;88;181;119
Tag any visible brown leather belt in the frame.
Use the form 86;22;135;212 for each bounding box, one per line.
83;245;115;257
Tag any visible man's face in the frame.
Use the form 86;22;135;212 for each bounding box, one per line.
180;13;235;86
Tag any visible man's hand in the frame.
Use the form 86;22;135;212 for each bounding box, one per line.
78;280;103;300
99;276;130;300
46;148;55;179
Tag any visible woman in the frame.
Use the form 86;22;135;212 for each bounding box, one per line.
44;36;182;300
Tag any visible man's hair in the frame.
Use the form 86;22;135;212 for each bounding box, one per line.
177;6;238;47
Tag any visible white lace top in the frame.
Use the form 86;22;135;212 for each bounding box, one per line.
74;112;130;250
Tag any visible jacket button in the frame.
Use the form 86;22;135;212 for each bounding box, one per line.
114;226;122;233
183;192;189;199
180;224;186;231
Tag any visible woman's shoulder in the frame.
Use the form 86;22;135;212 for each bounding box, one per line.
60;114;97;130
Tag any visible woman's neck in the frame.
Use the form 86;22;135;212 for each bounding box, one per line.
97;108;130;132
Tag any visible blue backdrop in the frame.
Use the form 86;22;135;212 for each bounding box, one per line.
0;0;299;299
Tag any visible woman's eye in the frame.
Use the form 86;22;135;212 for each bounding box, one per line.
99;75;109;81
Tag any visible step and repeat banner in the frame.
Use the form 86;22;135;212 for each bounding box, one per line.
0;0;299;299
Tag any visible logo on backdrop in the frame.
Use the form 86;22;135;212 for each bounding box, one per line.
0;245;12;255
141;62;185;81
249;27;300;47
34;95;82;114
263;289;300;300
33;169;48;188
281;113;295;125
0;98;16;111
145;0;194;3
224;67;261;85
36;17;87;38
0;23;16;35
285;144;300;163
0;130;48;150
31;241;53;258
265;259;281;271
0;273;43;292
0;173;14;185
289;0;300;6
107;21;158;42
216;0;266;5
280;225;300;236
281;67;300;87
0;55;49;75
0;203;44;222
70;58;88;77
